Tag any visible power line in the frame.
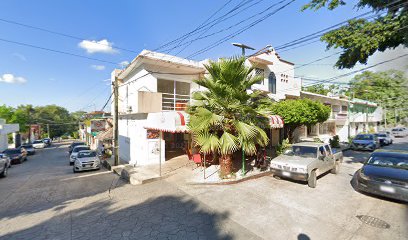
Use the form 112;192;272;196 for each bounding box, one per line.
101;92;114;111
187;0;296;58
0;37;120;65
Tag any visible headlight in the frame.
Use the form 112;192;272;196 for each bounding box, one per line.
297;168;307;173
359;170;370;180
75;160;81;166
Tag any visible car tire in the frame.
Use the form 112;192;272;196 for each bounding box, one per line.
330;161;340;174
308;170;317;188
73;168;77;173
69;162;73;166
0;166;7;178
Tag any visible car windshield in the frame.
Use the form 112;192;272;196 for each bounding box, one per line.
284;146;317;158
78;151;97;158
73;147;89;152
354;135;373;140
366;155;408;170
33;140;43;144
4;149;20;154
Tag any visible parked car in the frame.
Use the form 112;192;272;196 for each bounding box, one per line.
375;133;393;146
2;148;27;164
0;153;11;178
21;144;36;155
270;142;343;188
69;145;91;165
42;138;52;147
350;134;380;151
68;142;86;155
32;140;46;149
391;128;407;137
73;150;101;173
351;149;408;202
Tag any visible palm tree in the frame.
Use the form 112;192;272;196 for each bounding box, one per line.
188;57;270;178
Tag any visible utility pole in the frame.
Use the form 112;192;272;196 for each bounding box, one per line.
366;102;369;133
47;124;50;138
113;76;119;166
384;105;387;130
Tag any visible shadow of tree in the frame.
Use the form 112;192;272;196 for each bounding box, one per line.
0;195;235;240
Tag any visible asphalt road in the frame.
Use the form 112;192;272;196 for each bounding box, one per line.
0;139;407;240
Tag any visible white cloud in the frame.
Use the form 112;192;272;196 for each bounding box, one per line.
0;73;27;84
78;39;117;54
119;60;130;68
91;65;106;71
12;53;27;61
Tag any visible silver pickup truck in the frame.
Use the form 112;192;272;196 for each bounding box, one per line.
270;142;343;188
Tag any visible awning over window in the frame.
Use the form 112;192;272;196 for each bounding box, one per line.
268;115;284;128
96;128;113;141
144;111;190;133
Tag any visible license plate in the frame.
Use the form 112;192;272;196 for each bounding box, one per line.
282;171;291;177
85;164;92;167
379;185;395;193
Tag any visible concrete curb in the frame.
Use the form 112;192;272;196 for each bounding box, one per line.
186;171;272;186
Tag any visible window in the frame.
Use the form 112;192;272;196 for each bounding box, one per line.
254;68;265;84
341;105;348;112
268;72;276;94
158;79;190;111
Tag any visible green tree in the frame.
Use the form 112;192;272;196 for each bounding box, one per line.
188;57;270;177
303;0;407;69
270;99;331;142
349;70;408;124
302;84;340;95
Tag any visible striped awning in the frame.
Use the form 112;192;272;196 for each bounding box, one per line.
144;111;189;133
268;115;284;128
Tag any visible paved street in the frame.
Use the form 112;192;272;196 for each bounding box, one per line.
0;140;407;240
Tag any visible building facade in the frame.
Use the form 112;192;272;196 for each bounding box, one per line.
296;91;382;143
112;49;296;166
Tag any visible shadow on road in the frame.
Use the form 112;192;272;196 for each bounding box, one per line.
0;195;234;240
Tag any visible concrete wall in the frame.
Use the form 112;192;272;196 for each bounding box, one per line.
138;92;162;113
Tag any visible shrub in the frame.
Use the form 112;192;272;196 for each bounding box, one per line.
329;135;340;148
276;138;291;155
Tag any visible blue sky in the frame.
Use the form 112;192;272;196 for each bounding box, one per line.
0;0;404;112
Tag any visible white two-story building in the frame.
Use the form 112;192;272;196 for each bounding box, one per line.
112;48;299;166
296;91;383;143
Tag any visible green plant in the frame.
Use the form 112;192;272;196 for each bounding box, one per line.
313;137;323;143
188;57;270;178
329;135;340;148
276;138;291;155
368;126;375;134
348;136;355;144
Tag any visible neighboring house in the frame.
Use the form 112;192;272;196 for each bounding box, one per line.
112;48;293;166
296;91;382;143
0;119;19;152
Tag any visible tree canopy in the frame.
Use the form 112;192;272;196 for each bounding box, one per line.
270;99;331;142
0;104;80;138
302;84;340;96
303;0;407;69
349;70;408;124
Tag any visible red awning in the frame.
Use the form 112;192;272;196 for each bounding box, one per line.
269;115;284;128
144;111;189;133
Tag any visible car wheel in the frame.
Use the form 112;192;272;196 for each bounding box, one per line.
330;161;340;174
73;168;77;173
308;170;317;188
69;162;74;166
0;166;7;178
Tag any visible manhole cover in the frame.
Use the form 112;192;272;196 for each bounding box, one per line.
356;215;391;229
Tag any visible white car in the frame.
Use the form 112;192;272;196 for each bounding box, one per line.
32;140;46;149
69;145;90;165
73;150;101;173
375;133;393;145
392;128;407;137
